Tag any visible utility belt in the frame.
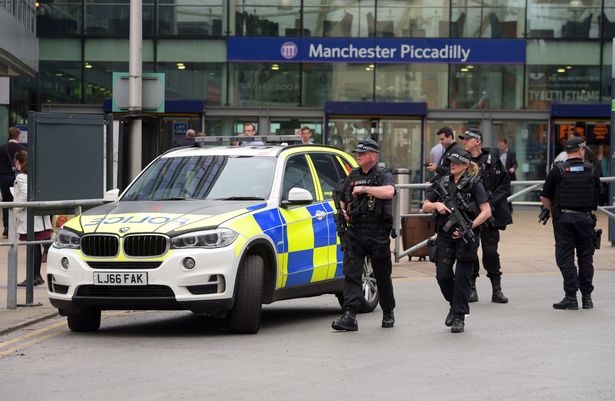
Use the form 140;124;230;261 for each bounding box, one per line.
559;208;592;216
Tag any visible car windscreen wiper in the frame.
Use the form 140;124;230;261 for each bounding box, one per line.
214;196;266;201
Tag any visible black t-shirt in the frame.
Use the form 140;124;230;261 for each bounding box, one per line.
0;142;27;177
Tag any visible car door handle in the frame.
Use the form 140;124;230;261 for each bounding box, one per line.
315;210;326;221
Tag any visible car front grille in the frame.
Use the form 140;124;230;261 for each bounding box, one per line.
123;235;168;257
87;261;162;269
81;235;119;257
76;285;175;298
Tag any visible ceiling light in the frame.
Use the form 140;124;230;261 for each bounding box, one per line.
271;64;280;70
84;63;92;69
177;65;186;70
557;68;566;73
566;66;572;69
461;67;469;72
467;65;474;69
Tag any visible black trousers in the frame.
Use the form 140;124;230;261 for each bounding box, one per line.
1;173;15;231
553;211;595;297
472;225;502;283
435;232;478;315
342;225;395;314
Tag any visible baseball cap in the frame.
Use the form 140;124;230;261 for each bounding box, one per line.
353;139;380;153
447;150;472;164
458;128;483;141
564;136;586;151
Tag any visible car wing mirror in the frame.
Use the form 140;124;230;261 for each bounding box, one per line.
103;189;120;202
282;187;313;207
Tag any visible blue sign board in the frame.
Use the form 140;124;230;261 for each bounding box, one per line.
228;37;526;64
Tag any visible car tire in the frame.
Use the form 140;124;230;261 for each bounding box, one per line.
67;309;101;332
335;257;379;313
227;254;264;334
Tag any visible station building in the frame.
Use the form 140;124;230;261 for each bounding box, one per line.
3;0;615;183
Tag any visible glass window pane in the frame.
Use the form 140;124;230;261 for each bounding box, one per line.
526;65;601;110
303;0;374;37
601;41;612;102
451;0;523;38
282;155;316;200
157;39;226;63
85;0;155;37
375;0;449;37
302;63;374;106
83;61;155;103
229;63;300;106
309;153;343;199
38;60;83;103
37;0;82;36
270;120;323;144
375;64;448;108
157;62;225;105
159;0;225;37
450;64;523;109
527;0;600;39
232;0;301;36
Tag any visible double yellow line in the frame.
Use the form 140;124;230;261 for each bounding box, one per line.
0;311;136;358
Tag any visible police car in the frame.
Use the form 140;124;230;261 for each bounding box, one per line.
47;136;380;333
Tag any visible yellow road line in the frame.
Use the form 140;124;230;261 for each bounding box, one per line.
0;320;66;348
0;331;64;358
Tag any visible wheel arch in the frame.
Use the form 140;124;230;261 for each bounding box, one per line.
239;238;278;304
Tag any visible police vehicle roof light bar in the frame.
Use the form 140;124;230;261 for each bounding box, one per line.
193;135;303;146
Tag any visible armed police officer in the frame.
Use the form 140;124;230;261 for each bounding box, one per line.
426;127;464;181
332;139;396;331
461;128;512;304
422;150;492;333
540;136;601;310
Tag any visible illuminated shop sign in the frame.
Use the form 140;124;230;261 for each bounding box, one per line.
227;38;525;64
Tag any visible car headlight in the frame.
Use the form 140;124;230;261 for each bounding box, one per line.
53;228;82;249
171;228;239;249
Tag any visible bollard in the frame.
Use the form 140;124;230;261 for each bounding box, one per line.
393;168;411;215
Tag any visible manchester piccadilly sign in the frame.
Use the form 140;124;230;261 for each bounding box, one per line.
227;37;526;64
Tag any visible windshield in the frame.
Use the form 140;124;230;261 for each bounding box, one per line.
122;155;276;201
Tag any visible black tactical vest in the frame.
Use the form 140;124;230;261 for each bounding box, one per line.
555;159;596;210
346;167;393;227
434;173;480;230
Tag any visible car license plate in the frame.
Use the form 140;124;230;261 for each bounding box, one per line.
93;272;148;286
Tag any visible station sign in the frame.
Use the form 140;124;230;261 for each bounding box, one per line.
227;38;526;64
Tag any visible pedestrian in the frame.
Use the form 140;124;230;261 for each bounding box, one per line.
461;128;512;304
540;136;601;310
0;127;27;237
185;128;196;145
425;127;463;181
422;150;492;333
241;123;264;146
13;150;52;286
298;126;313;144
332;138;396;331
497;138;518;181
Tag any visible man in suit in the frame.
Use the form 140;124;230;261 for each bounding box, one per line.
497;138;518;181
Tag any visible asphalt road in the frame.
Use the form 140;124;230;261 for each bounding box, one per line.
1;272;614;401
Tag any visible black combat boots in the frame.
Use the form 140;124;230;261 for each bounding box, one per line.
332;311;358;331
451;314;465;333
469;279;478;303
445;309;454;327
582;295;593;309
382;311;395;328
553;295;579;310
490;277;508;303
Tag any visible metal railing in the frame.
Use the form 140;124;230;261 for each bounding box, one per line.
393;177;615;263
1;199;104;309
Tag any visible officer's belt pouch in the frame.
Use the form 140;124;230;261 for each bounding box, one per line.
427;237;438;264
594;229;602;250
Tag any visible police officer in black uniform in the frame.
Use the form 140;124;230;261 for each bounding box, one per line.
540;136;601;310
332;139;396;331
426;126;464;181
422;150;492;333
461;128;512;304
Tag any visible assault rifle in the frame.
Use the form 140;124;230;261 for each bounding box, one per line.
432;179;477;244
331;182;349;254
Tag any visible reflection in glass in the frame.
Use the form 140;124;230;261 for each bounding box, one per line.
159;0;224;37
303;63;374;106
450;64;523;109
452;0;523;38
83;61;155;103
85;0;155;37
229;63;300;106
526;65;601;110
375;64;447;108
157;62;224;105
527;0;600;39
233;0;301;36
38;61;83;104
37;0;82;36
376;0;449;37
303;0;374;37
